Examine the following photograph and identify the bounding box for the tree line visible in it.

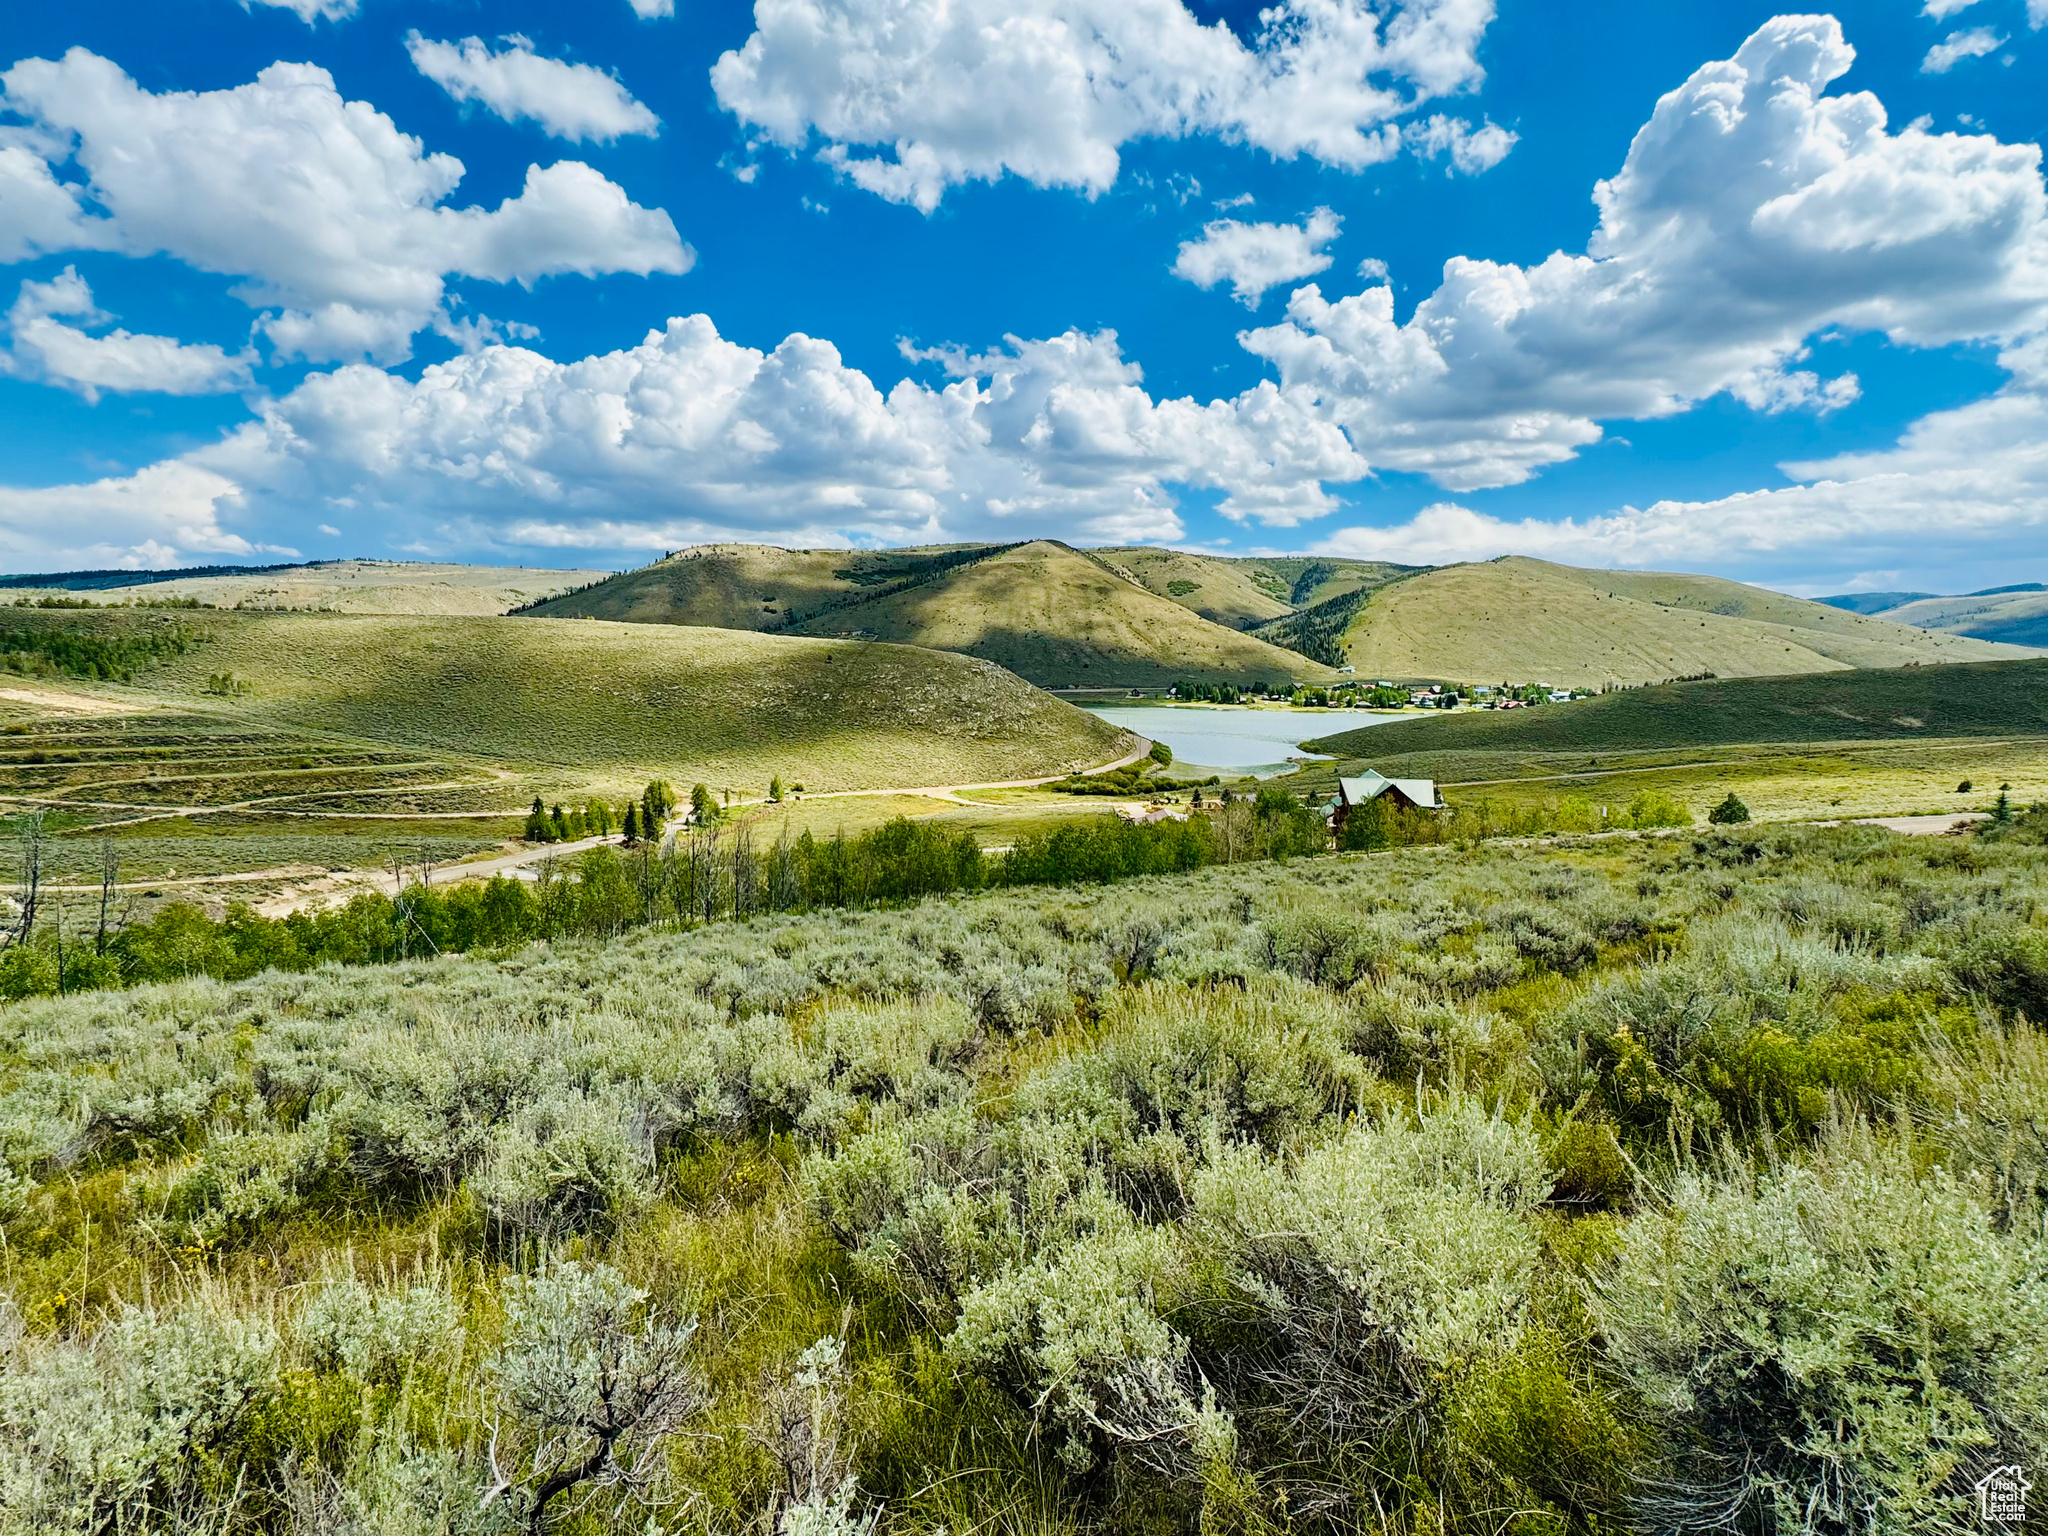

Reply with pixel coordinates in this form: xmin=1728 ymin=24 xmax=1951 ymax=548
xmin=0 ymin=782 xmax=1722 ymax=1001
xmin=0 ymin=795 xmax=1333 ymax=1000
xmin=0 ymin=621 xmax=201 ymax=683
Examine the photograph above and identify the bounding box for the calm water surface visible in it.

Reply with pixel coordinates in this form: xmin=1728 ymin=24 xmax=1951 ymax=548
xmin=1079 ymin=704 xmax=1407 ymax=774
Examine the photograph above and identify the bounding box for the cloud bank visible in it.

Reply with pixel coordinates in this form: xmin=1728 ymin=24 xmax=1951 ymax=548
xmin=711 ymin=0 xmax=1500 ymax=211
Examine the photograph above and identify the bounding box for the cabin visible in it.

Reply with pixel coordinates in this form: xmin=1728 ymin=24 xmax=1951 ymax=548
xmin=1323 ymin=770 xmax=1441 ymax=835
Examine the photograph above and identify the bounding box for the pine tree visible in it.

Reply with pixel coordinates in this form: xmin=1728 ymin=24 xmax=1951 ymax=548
xmin=769 ymin=774 xmax=784 ymax=803
xmin=1995 ymin=783 xmax=2013 ymax=823
xmin=1708 ymin=793 xmax=1751 ymax=825
xmin=623 ymin=803 xmax=640 ymax=843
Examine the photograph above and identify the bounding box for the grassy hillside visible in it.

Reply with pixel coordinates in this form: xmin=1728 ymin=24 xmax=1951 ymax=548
xmin=1333 ymin=557 xmax=2037 ymax=685
xmin=6 ymin=559 xmax=610 ymax=615
xmin=786 ymin=541 xmax=1336 ymax=687
xmin=1242 ymin=554 xmax=1416 ymax=608
xmin=1873 ymin=588 xmax=2048 ymax=647
xmin=0 ymin=608 xmax=1135 ymax=792
xmin=1312 ymin=659 xmax=2048 ymax=759
xmin=1817 ymin=590 xmax=1938 ymax=615
xmin=518 ymin=543 xmax=1000 ymax=631
xmin=531 ymin=541 xmax=1337 ymax=688
xmin=1091 ymin=547 xmax=1295 ymax=628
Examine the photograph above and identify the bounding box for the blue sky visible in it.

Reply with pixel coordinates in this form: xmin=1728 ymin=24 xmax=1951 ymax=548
xmin=0 ymin=0 xmax=2044 ymax=595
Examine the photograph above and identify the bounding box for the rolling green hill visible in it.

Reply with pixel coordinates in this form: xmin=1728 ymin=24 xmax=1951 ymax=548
xmin=1329 ymin=558 xmax=2038 ymax=686
xmin=1310 ymin=659 xmax=2048 ymax=763
xmin=0 ymin=607 xmax=1135 ymax=792
xmin=527 ymin=540 xmax=1338 ymax=688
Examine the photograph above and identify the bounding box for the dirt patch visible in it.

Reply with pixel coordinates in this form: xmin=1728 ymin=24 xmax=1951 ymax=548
xmin=0 ymin=686 xmax=139 ymax=716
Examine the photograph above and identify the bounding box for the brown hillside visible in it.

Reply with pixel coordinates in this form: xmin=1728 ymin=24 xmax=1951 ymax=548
xmin=785 ymin=542 xmax=1336 ymax=687
xmin=527 ymin=541 xmax=1336 ymax=687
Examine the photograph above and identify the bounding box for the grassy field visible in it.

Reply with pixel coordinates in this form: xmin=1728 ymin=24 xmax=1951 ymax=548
xmin=529 ymin=541 xmax=1339 ymax=687
xmin=725 ymin=778 xmax=1230 ymax=850
xmin=3 ymin=821 xmax=2044 ymax=1535
xmin=0 ymin=608 xmax=1136 ymax=898
xmin=3 ymin=559 xmax=610 ymax=615
xmin=1332 ymin=557 xmax=2038 ymax=686
xmin=1311 ymin=659 xmax=2048 ymax=823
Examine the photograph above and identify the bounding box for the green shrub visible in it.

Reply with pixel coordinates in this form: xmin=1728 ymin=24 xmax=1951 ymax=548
xmin=1950 ymin=925 xmax=2048 ymax=1021
xmin=1708 ymin=792 xmax=1751 ymax=825
xmin=1597 ymin=1133 xmax=2048 ymax=1536
xmin=1544 ymin=1119 xmax=1633 ymax=1211
xmin=1617 ymin=790 xmax=1691 ymax=830
xmin=1184 ymin=1099 xmax=1552 ymax=1522
xmin=0 ymin=1301 xmax=280 ymax=1532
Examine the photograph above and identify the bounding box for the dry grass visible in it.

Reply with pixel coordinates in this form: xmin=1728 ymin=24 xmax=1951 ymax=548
xmin=1338 ymin=558 xmax=2038 ymax=686
xmin=532 ymin=541 xmax=1337 ymax=688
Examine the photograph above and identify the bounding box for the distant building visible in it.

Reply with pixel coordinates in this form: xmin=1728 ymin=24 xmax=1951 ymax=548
xmin=1325 ymin=770 xmax=1440 ymax=834
xmin=1549 ymin=689 xmax=1573 ymax=703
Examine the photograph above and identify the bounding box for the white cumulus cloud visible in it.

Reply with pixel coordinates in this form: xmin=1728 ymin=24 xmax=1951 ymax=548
xmin=0 ymin=462 xmax=280 ymax=573
xmin=84 ymin=317 xmax=1359 ymax=559
xmin=0 ymin=50 xmax=689 ymax=364
xmin=627 ymin=0 xmax=675 ymax=16
xmin=1238 ymin=16 xmax=2048 ymax=492
xmin=1404 ymin=114 xmax=1516 ymax=173
xmin=407 ymin=33 xmax=660 ymax=143
xmin=4 ymin=268 xmax=253 ymax=401
xmin=1922 ymin=26 xmax=2005 ymax=71
xmin=1172 ymin=208 xmax=1342 ymax=306
xmin=710 ymin=0 xmax=1497 ymax=212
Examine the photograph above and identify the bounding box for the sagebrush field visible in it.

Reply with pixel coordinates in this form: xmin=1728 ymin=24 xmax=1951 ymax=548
xmin=2 ymin=812 xmax=2044 ymax=1536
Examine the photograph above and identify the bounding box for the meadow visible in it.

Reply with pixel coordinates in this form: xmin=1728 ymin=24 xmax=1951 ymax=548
xmin=0 ymin=809 xmax=2043 ymax=1535
xmin=1316 ymin=660 xmax=2048 ymax=824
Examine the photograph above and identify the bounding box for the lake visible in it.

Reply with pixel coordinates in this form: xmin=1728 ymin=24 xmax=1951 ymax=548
xmin=1080 ymin=704 xmax=1408 ymax=775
